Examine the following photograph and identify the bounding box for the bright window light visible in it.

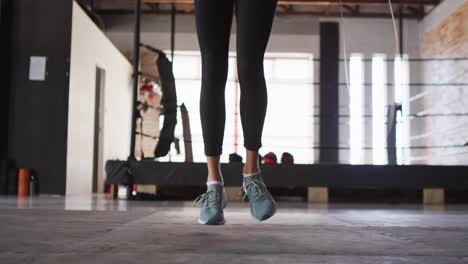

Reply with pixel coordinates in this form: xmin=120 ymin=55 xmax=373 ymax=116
xmin=161 ymin=51 xmax=315 ymax=164
xmin=394 ymin=56 xmax=403 ymax=105
xmin=394 ymin=54 xmax=409 ymax=165
xmin=372 ymin=54 xmax=387 ymax=165
xmin=273 ymin=58 xmax=313 ymax=81
xmin=172 ymin=53 xmax=200 ymax=80
xmin=349 ymin=54 xmax=364 ymax=164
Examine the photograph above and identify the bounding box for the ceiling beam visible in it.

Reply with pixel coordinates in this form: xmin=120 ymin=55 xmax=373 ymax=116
xmin=140 ymin=0 xmax=440 ymax=5
xmin=96 ymin=8 xmax=424 ymax=19
xmin=96 ymin=0 xmax=440 ymax=19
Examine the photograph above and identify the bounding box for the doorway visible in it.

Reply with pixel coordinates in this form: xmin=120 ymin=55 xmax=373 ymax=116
xmin=92 ymin=66 xmax=105 ymax=193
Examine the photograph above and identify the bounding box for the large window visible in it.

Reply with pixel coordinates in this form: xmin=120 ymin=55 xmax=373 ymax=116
xmin=349 ymin=54 xmax=364 ymax=164
xmin=160 ymin=51 xmax=315 ymax=164
xmin=394 ymin=54 xmax=409 ymax=165
xmin=367 ymin=53 xmax=409 ymax=165
xmin=372 ymin=54 xmax=387 ymax=165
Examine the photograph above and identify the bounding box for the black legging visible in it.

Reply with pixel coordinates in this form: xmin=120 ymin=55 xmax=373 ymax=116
xmin=194 ymin=0 xmax=278 ymax=156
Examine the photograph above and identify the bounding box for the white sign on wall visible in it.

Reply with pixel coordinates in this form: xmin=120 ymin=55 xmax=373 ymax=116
xmin=29 ymin=56 xmax=47 ymax=81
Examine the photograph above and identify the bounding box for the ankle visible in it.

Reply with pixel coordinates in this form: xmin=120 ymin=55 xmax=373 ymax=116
xmin=207 ymin=172 xmax=223 ymax=183
xmin=243 ymin=167 xmax=261 ymax=176
xmin=206 ymin=180 xmax=224 ymax=186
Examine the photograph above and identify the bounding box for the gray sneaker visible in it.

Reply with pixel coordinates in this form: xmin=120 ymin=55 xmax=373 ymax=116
xmin=243 ymin=172 xmax=277 ymax=221
xmin=193 ymin=184 xmax=227 ymax=225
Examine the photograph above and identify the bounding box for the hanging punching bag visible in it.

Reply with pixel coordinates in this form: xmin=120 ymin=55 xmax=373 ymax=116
xmin=148 ymin=47 xmax=178 ymax=158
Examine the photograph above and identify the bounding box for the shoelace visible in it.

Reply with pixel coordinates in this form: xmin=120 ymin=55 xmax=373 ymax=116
xmin=242 ymin=180 xmax=267 ymax=206
xmin=193 ymin=189 xmax=219 ymax=208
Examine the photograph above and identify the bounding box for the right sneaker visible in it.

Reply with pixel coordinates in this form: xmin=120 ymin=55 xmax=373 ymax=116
xmin=193 ymin=184 xmax=227 ymax=225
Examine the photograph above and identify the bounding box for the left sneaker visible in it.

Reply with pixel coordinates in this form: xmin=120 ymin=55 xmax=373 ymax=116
xmin=242 ymin=172 xmax=277 ymax=221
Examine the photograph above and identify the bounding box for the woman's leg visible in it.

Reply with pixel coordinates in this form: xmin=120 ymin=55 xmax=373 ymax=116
xmin=193 ymin=0 xmax=234 ymax=225
xmin=235 ymin=0 xmax=277 ymax=174
xmin=194 ymin=0 xmax=234 ymax=181
xmin=206 ymin=156 xmax=222 ymax=182
xmin=235 ymin=0 xmax=278 ymax=222
xmin=243 ymin=149 xmax=260 ymax=175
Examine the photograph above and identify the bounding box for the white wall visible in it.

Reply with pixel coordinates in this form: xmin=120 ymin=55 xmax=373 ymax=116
xmin=103 ymin=14 xmax=319 ymax=54
xmin=67 ymin=1 xmax=133 ymax=195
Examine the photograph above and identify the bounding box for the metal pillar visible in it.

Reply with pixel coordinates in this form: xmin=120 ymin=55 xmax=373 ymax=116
xmin=129 ymin=0 xmax=141 ymax=160
xmin=170 ymin=3 xmax=176 ymax=65
xmin=127 ymin=0 xmax=141 ymax=199
xmin=319 ymin=22 xmax=340 ymax=164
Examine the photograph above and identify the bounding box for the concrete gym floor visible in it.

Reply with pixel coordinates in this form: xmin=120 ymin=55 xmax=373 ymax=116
xmin=0 ymin=195 xmax=468 ymax=264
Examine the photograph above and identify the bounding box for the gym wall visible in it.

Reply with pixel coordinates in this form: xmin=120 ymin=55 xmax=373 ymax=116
xmin=66 ymin=1 xmax=133 ymax=195
xmin=7 ymin=0 xmax=133 ymax=195
xmin=0 ymin=0 xmax=13 ymax=161
xmin=8 ymin=0 xmax=73 ymax=194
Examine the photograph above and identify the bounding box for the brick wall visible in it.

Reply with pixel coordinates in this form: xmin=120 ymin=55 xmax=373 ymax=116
xmin=415 ymin=1 xmax=468 ymax=165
